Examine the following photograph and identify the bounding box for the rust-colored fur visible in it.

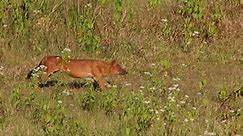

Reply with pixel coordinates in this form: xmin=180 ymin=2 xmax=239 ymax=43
xmin=27 ymin=56 xmax=127 ymax=90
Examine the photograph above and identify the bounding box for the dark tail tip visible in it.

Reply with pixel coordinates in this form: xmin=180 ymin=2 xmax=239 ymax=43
xmin=26 ymin=70 xmax=33 ymax=79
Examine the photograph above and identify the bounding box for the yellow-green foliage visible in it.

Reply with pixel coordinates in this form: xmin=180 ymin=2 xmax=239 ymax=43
xmin=0 ymin=0 xmax=242 ymax=135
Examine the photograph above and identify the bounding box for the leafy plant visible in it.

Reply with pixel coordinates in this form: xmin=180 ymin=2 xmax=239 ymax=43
xmin=199 ymin=79 xmax=207 ymax=91
xmin=114 ymin=0 xmax=123 ymax=22
xmin=101 ymin=91 xmax=117 ymax=114
xmin=148 ymin=0 xmax=162 ymax=8
xmin=81 ymin=89 xmax=96 ymax=111
xmin=0 ymin=91 xmax=7 ymax=129
xmin=217 ymin=87 xmax=228 ymax=101
xmin=180 ymin=0 xmax=204 ymax=19
xmin=10 ymin=85 xmax=22 ymax=109
xmin=41 ymin=102 xmax=66 ymax=135
xmin=60 ymin=48 xmax=71 ymax=63
xmin=121 ymin=93 xmax=154 ymax=134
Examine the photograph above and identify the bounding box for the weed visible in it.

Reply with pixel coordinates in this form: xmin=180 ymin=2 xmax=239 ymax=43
xmin=101 ymin=90 xmax=117 ymax=114
xmin=81 ymin=89 xmax=96 ymax=111
xmin=61 ymin=48 xmax=71 ymax=62
xmin=199 ymin=79 xmax=207 ymax=91
xmin=66 ymin=119 xmax=85 ymax=136
xmin=217 ymin=87 xmax=228 ymax=101
xmin=114 ymin=0 xmax=123 ymax=22
xmin=10 ymin=85 xmax=22 ymax=109
xmin=41 ymin=102 xmax=66 ymax=135
xmin=148 ymin=0 xmax=161 ymax=8
xmin=0 ymin=91 xmax=7 ymax=129
xmin=76 ymin=3 xmax=101 ymax=53
xmin=121 ymin=93 xmax=154 ymax=134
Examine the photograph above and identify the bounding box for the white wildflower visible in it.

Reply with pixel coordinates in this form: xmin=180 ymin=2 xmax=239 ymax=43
xmin=180 ymin=101 xmax=186 ymax=104
xmin=160 ymin=108 xmax=165 ymax=112
xmin=172 ymin=77 xmax=181 ymax=81
xmin=184 ymin=118 xmax=189 ymax=122
xmin=174 ymin=84 xmax=179 ymax=88
xmin=33 ymin=10 xmax=41 ymax=14
xmin=32 ymin=73 xmax=39 ymax=78
xmin=144 ymin=71 xmax=152 ymax=76
xmin=62 ymin=90 xmax=70 ymax=96
xmin=197 ymin=92 xmax=202 ymax=95
xmin=86 ymin=3 xmax=92 ymax=8
xmin=168 ymin=87 xmax=175 ymax=91
xmin=151 ymin=63 xmax=156 ymax=66
xmin=161 ymin=18 xmax=168 ymax=22
xmin=149 ymin=109 xmax=154 ymax=112
xmin=182 ymin=63 xmax=187 ymax=67
xmin=125 ymin=83 xmax=131 ymax=86
xmin=58 ymin=100 xmax=62 ymax=104
xmin=168 ymin=96 xmax=176 ymax=102
xmin=62 ymin=48 xmax=71 ymax=53
xmin=3 ymin=24 xmax=7 ymax=28
xmin=144 ymin=100 xmax=151 ymax=104
xmin=221 ymin=120 xmax=227 ymax=123
xmin=229 ymin=110 xmax=234 ymax=113
xmin=140 ymin=86 xmax=145 ymax=89
xmin=192 ymin=31 xmax=200 ymax=36
xmin=204 ymin=131 xmax=216 ymax=136
xmin=150 ymin=87 xmax=156 ymax=90
xmin=112 ymin=85 xmax=117 ymax=88
xmin=64 ymin=48 xmax=71 ymax=52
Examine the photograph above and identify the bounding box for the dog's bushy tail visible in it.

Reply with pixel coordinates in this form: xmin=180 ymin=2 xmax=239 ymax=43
xmin=26 ymin=64 xmax=45 ymax=79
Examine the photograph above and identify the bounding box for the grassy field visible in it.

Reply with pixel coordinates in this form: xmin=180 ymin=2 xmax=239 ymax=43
xmin=0 ymin=0 xmax=242 ymax=135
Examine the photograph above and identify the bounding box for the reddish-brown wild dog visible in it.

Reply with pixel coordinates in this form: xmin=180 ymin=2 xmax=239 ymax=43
xmin=27 ymin=56 xmax=127 ymax=90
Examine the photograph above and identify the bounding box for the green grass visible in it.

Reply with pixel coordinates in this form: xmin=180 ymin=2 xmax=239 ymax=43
xmin=0 ymin=0 xmax=242 ymax=135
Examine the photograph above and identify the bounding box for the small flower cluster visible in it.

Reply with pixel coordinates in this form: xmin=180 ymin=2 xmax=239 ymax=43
xmin=85 ymin=3 xmax=92 ymax=8
xmin=144 ymin=71 xmax=153 ymax=77
xmin=62 ymin=90 xmax=70 ymax=96
xmin=168 ymin=83 xmax=180 ymax=92
xmin=61 ymin=48 xmax=71 ymax=55
xmin=61 ymin=48 xmax=71 ymax=60
xmin=203 ymin=131 xmax=216 ymax=136
xmin=192 ymin=31 xmax=200 ymax=37
xmin=161 ymin=18 xmax=168 ymax=22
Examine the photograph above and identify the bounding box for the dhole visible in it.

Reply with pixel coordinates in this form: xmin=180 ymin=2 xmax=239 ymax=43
xmin=27 ymin=56 xmax=127 ymax=90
